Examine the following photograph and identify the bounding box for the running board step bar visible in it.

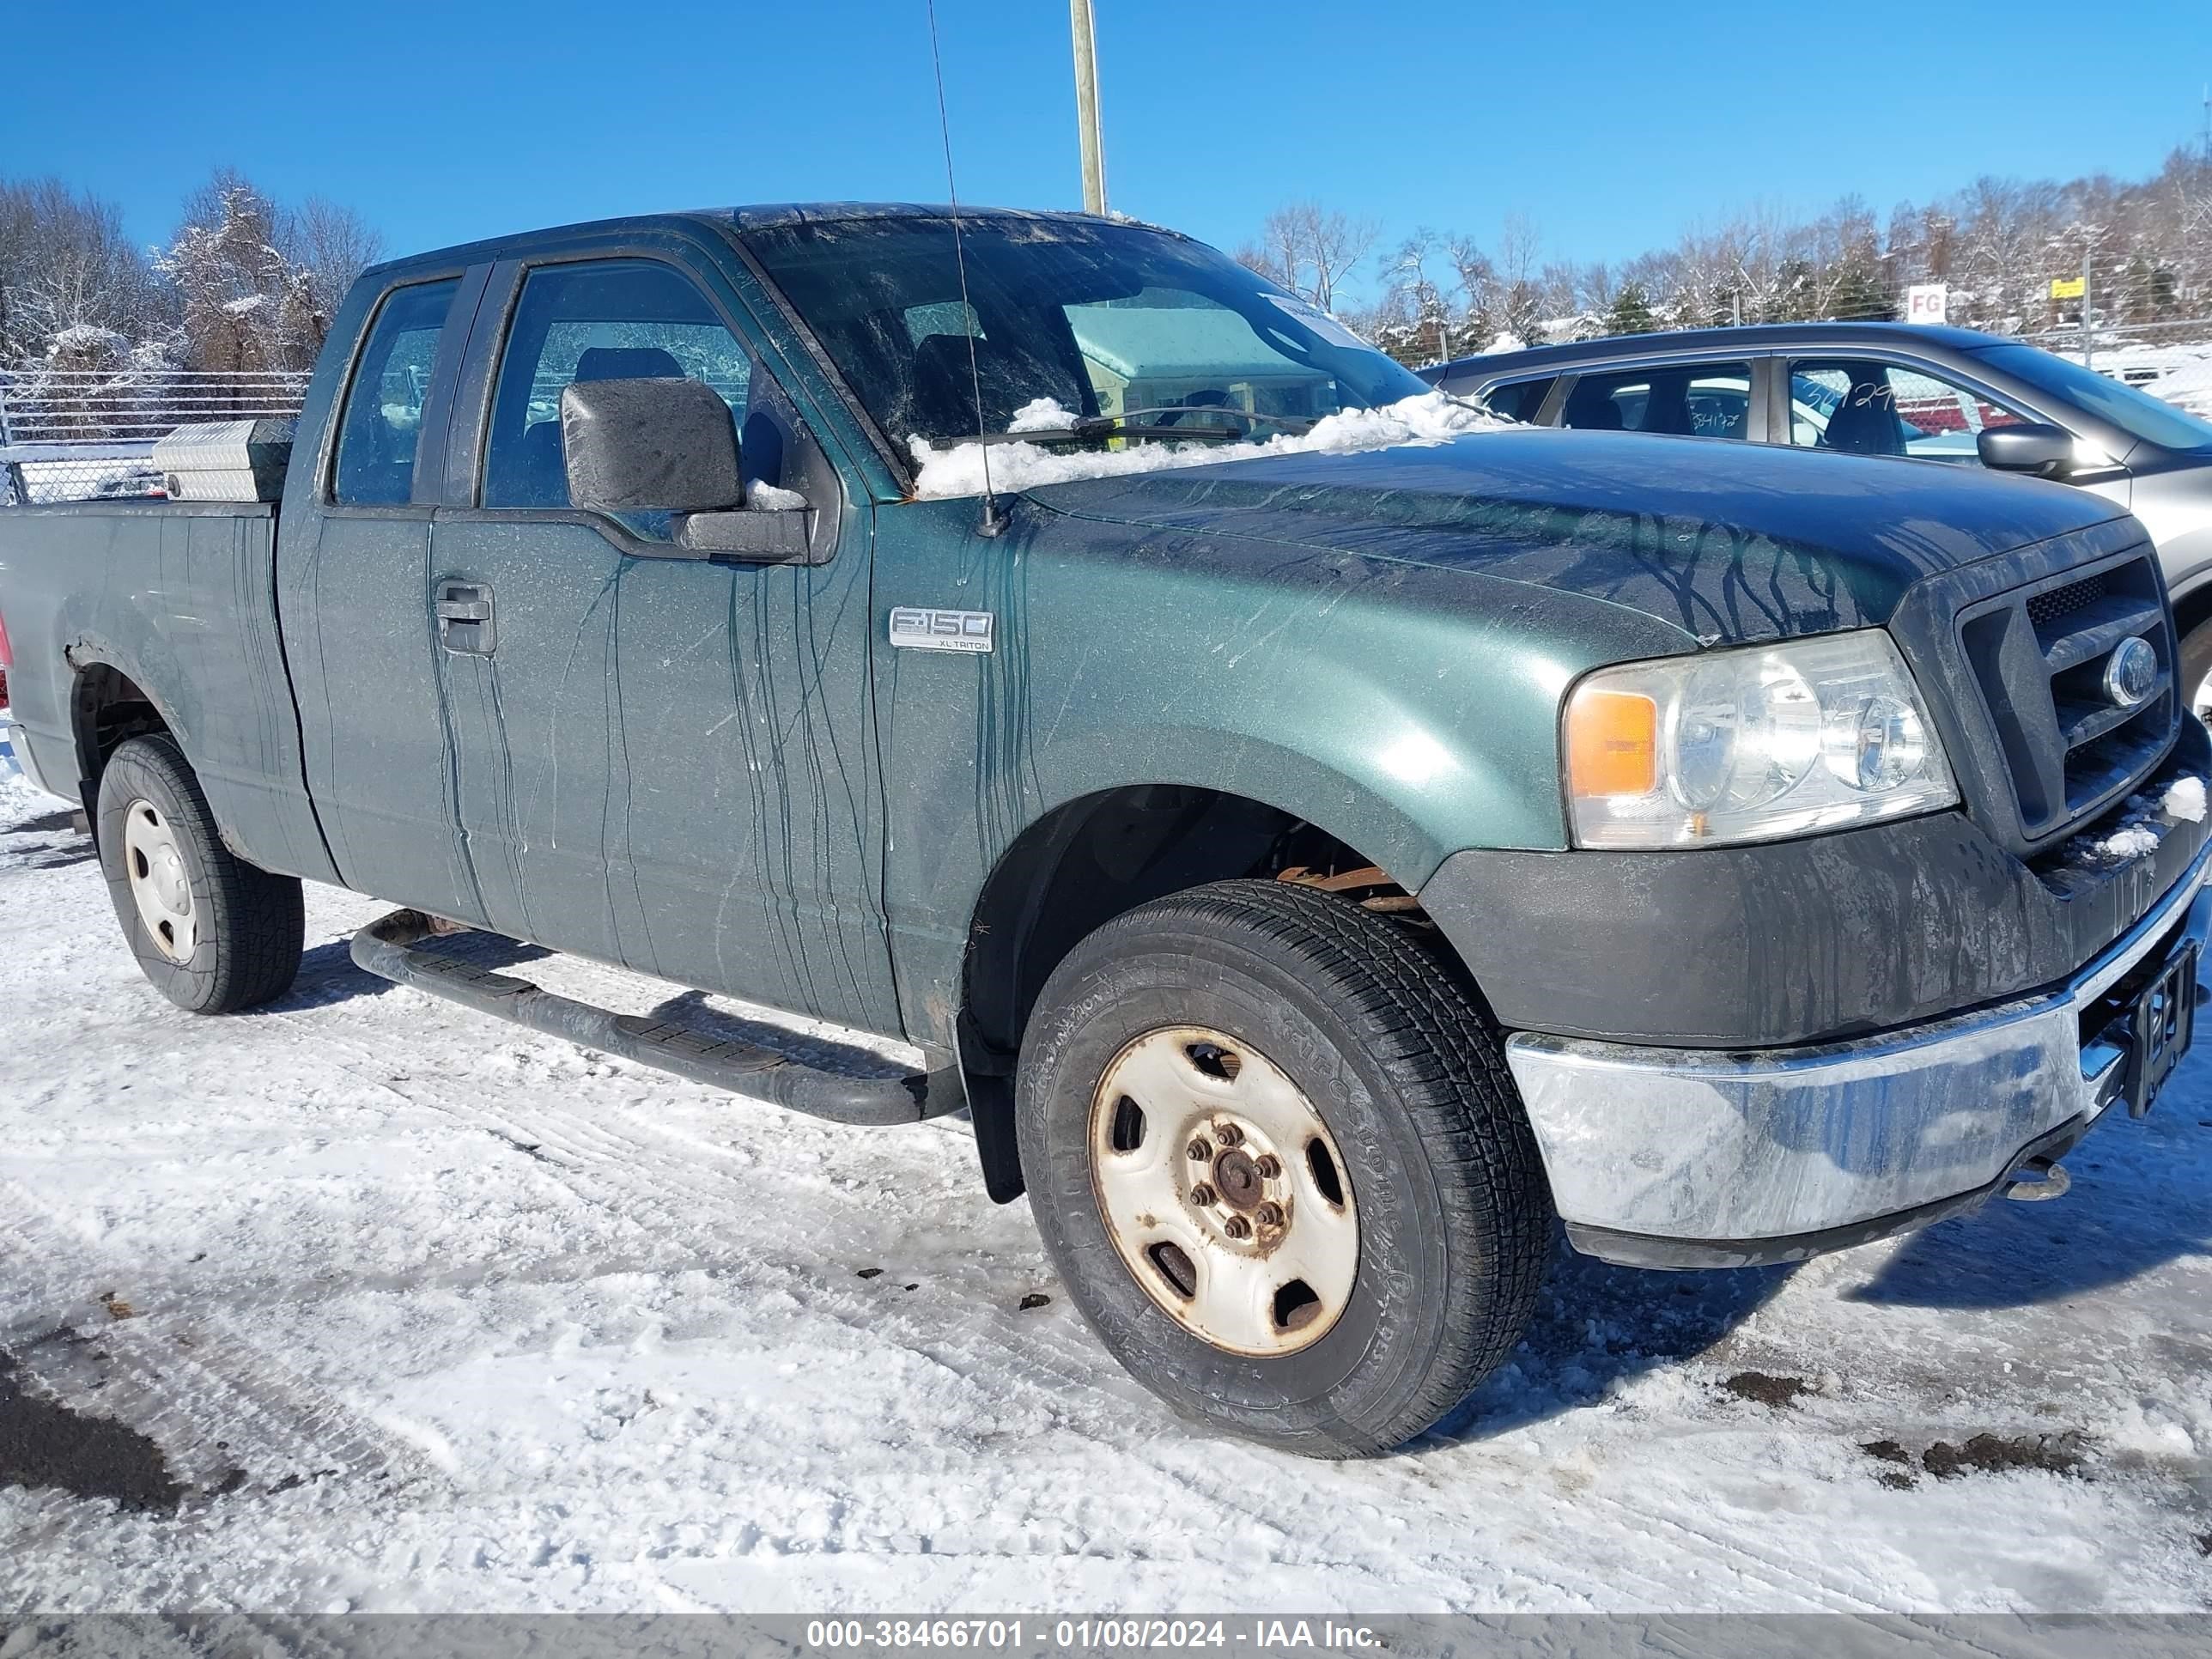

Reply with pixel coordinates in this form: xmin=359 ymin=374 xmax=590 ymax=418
xmin=350 ymin=909 xmax=962 ymax=1127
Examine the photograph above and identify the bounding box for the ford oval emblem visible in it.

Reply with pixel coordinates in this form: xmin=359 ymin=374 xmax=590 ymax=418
xmin=2104 ymin=635 xmax=2159 ymax=708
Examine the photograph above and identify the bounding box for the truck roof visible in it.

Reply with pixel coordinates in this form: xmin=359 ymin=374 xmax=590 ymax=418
xmin=365 ymin=203 xmax=1172 ymax=282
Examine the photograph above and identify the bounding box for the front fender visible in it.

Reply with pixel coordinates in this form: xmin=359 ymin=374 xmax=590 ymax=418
xmin=872 ymin=494 xmax=1694 ymax=1046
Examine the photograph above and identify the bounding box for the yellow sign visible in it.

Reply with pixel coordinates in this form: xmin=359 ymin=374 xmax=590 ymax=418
xmin=2050 ymin=276 xmax=2086 ymax=300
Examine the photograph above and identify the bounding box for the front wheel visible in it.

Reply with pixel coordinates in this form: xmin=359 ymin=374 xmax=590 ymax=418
xmin=1016 ymin=879 xmax=1551 ymax=1456
xmin=96 ymin=734 xmax=304 ymax=1013
xmin=2181 ymin=617 xmax=2212 ymax=722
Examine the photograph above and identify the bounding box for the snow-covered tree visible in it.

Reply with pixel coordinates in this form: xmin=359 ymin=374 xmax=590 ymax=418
xmin=155 ymin=170 xmax=385 ymax=377
xmin=0 ymin=179 xmax=167 ymax=365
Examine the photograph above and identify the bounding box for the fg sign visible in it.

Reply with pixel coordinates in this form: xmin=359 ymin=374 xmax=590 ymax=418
xmin=1905 ymin=284 xmax=1948 ymax=325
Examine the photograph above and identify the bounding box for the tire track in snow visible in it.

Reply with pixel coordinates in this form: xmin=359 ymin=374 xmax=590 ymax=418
xmin=243 ymin=975 xmax=1814 ymax=1609
xmin=244 ymin=988 xmax=1525 ymax=1593
xmin=0 ymin=1181 xmax=445 ymax=1500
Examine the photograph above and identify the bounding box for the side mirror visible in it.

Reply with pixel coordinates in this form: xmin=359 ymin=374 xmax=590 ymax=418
xmin=560 ymin=376 xmax=743 ymax=514
xmin=559 ymin=377 xmax=813 ymax=562
xmin=1978 ymin=422 xmax=2077 ymax=479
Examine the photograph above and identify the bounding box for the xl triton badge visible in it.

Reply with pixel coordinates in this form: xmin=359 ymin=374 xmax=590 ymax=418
xmin=2103 ymin=635 xmax=2158 ymax=708
xmin=889 ymin=607 xmax=995 ymax=653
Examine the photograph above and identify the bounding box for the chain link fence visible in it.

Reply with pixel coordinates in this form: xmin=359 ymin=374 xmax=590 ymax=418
xmin=0 ymin=368 xmax=310 ymax=505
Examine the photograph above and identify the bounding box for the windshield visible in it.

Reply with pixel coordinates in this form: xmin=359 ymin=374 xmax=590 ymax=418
xmin=738 ymin=215 xmax=1428 ymax=460
xmin=1969 ymin=342 xmax=2212 ymax=453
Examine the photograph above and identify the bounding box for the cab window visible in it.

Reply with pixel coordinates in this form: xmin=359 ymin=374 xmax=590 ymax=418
xmin=482 ymin=258 xmax=752 ymax=515
xmin=1559 ymin=362 xmax=1751 ymax=438
xmin=330 ymin=278 xmax=458 ymax=506
xmin=1788 ymin=359 xmax=2027 ymax=464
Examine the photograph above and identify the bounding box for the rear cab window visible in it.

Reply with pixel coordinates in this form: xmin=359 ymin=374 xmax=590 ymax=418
xmin=330 ymin=279 xmax=460 ymax=505
xmin=1559 ymin=362 xmax=1752 ymax=438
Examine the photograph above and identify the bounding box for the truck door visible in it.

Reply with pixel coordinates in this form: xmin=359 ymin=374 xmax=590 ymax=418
xmin=429 ymin=251 xmax=899 ymax=1031
xmin=283 ymin=270 xmax=495 ymax=925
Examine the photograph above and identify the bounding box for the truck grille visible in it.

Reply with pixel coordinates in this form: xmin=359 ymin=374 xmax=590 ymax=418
xmin=1955 ymin=550 xmax=2175 ymax=847
xmin=2024 ymin=571 xmax=2107 ymax=629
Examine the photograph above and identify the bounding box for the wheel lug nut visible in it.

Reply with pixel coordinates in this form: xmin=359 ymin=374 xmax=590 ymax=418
xmin=1214 ymin=1123 xmax=1243 ymax=1147
xmin=1188 ymin=1182 xmax=1218 ymax=1207
xmin=1255 ymin=1154 xmax=1281 ymax=1179
xmin=1255 ymin=1201 xmax=1284 ymax=1227
xmin=1187 ymin=1138 xmax=1212 ymax=1162
xmin=1223 ymin=1215 xmax=1252 ymax=1241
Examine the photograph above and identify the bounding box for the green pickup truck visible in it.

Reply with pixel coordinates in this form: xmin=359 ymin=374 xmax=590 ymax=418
xmin=3 ymin=204 xmax=2206 ymax=1456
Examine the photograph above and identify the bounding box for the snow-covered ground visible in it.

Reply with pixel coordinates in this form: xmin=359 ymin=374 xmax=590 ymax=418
xmin=0 ymin=765 xmax=2208 ymax=1615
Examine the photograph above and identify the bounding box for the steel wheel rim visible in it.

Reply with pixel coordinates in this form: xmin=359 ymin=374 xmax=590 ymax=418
xmin=122 ymin=799 xmax=196 ymax=963
xmin=1088 ymin=1024 xmax=1358 ymax=1358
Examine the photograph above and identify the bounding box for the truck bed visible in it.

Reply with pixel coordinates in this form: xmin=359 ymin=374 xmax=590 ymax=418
xmin=0 ymin=500 xmax=336 ymax=884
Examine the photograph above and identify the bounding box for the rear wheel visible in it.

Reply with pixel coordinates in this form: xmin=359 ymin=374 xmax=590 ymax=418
xmin=96 ymin=735 xmax=303 ymax=1013
xmin=1016 ymin=878 xmax=1550 ymax=1456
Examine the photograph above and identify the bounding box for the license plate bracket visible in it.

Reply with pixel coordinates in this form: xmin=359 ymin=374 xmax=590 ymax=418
xmin=2124 ymin=941 xmax=2199 ymax=1118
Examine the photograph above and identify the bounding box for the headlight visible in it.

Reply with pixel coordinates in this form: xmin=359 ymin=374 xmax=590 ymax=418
xmin=1565 ymin=630 xmax=1957 ymax=848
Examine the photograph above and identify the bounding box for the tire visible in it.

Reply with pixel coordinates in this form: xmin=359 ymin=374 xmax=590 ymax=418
xmin=1016 ymin=878 xmax=1550 ymax=1457
xmin=96 ymin=734 xmax=303 ymax=1013
xmin=2181 ymin=617 xmax=2212 ymax=721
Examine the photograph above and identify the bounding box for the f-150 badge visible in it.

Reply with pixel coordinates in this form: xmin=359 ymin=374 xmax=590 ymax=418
xmin=889 ymin=607 xmax=994 ymax=653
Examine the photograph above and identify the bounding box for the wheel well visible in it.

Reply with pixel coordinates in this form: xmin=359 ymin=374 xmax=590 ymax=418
xmin=2175 ymin=579 xmax=2212 ymax=650
xmin=71 ymin=664 xmax=170 ymax=805
xmin=958 ymin=785 xmax=1423 ymax=1201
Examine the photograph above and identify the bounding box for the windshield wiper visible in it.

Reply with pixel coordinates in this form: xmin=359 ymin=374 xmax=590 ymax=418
xmin=1109 ymin=406 xmax=1317 ymax=434
xmin=956 ymin=407 xmax=1316 ymax=447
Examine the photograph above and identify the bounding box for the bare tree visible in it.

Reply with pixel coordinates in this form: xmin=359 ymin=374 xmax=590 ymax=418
xmin=1237 ymin=201 xmax=1379 ymax=313
xmin=289 ymin=198 xmax=384 ymax=326
xmin=1382 ymin=228 xmax=1459 ymax=362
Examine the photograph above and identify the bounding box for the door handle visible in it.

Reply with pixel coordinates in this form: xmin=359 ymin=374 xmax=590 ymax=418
xmin=435 ymin=580 xmax=495 ymax=653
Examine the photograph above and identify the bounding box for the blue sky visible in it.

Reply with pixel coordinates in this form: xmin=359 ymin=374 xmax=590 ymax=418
xmin=7 ymin=0 xmax=2209 ymax=301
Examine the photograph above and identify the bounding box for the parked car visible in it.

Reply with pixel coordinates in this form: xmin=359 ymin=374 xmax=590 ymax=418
xmin=3 ymin=208 xmax=2208 ymax=1456
xmin=1423 ymin=324 xmax=2212 ymax=707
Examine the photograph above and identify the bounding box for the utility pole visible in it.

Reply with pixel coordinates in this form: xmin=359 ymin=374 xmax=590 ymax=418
xmin=2081 ymin=244 xmax=2094 ymax=373
xmin=1071 ymin=0 xmax=1107 ymax=216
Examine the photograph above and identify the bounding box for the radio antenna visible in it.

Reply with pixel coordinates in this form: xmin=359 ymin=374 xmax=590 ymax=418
xmin=925 ymin=0 xmax=1006 ymax=536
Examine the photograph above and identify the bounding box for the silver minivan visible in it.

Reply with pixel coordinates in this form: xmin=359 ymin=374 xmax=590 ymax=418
xmin=1424 ymin=323 xmax=2212 ymax=706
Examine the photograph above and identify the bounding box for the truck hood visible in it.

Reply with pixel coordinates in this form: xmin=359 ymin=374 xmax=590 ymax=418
xmin=1024 ymin=427 xmax=2132 ymax=645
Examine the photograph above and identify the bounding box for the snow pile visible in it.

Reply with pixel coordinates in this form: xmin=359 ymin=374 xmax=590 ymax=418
xmin=2065 ymin=775 xmax=2208 ymax=863
xmin=2091 ymin=824 xmax=2162 ymax=860
xmin=745 ymin=481 xmax=807 ymax=511
xmin=908 ymin=390 xmax=1507 ymax=500
xmin=2162 ymin=775 xmax=2207 ymax=823
xmin=46 ymin=323 xmax=128 ymax=359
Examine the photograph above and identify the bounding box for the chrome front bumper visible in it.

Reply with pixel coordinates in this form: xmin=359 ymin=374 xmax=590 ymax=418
xmin=1507 ymin=842 xmax=2212 ymax=1267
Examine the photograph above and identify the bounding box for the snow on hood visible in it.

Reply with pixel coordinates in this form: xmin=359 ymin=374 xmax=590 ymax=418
xmin=908 ymin=390 xmax=1507 ymax=500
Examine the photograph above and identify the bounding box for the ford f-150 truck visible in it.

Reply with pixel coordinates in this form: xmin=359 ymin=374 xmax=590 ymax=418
xmin=3 ymin=204 xmax=2206 ymax=1456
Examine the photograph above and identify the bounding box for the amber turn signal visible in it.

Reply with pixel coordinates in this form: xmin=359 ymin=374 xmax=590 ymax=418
xmin=1566 ymin=688 xmax=1658 ymax=799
